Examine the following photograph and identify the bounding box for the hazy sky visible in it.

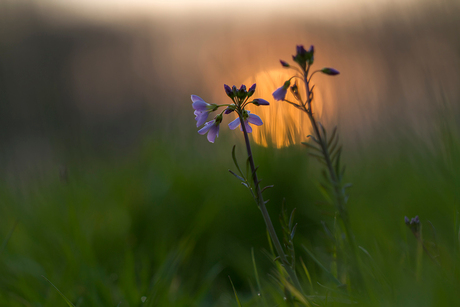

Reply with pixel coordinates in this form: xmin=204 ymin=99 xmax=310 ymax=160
xmin=39 ymin=0 xmax=422 ymax=22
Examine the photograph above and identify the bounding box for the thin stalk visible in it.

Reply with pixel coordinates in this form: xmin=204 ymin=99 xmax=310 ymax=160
xmin=238 ymin=114 xmax=304 ymax=294
xmin=301 ymin=69 xmax=365 ymax=289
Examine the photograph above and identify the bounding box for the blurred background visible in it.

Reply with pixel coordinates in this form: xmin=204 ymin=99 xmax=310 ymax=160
xmin=1 ymin=0 xmax=460 ymax=305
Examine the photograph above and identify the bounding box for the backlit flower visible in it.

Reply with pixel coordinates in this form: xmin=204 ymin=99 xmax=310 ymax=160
xmin=198 ymin=117 xmax=222 ymax=143
xmin=191 ymin=95 xmax=216 ymax=127
xmin=272 ymin=80 xmax=291 ymax=101
xmin=228 ymin=111 xmax=263 ymax=133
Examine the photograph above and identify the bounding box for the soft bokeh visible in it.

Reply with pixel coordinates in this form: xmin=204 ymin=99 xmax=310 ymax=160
xmin=1 ymin=0 xmax=460 ymax=305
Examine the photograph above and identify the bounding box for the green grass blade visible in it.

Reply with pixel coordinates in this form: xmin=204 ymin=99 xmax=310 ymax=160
xmin=302 ymin=245 xmax=342 ymax=286
xmin=42 ymin=276 xmax=76 ymax=307
xmin=229 ymin=276 xmax=243 ymax=307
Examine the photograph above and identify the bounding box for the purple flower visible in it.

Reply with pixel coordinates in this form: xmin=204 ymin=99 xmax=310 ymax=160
xmin=272 ymin=80 xmax=291 ymax=101
xmin=194 ymin=110 xmax=209 ymax=127
xmin=191 ymin=95 xmax=216 ymax=127
xmin=410 ymin=216 xmax=420 ymax=225
xmin=198 ymin=119 xmax=220 ymax=143
xmin=296 ymin=45 xmax=307 ymax=56
xmin=321 ymin=67 xmax=340 ymax=76
xmin=191 ymin=95 xmax=210 ymax=111
xmin=404 ymin=216 xmax=410 ymax=225
xmin=252 ymin=99 xmax=270 ymax=106
xmin=228 ymin=111 xmax=263 ymax=133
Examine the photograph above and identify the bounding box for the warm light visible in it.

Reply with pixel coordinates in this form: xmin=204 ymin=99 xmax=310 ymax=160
xmin=244 ymin=69 xmax=323 ymax=148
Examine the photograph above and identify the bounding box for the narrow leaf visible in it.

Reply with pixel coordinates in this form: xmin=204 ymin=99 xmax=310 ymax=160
xmin=229 ymin=169 xmax=245 ymax=181
xmin=302 ymin=245 xmax=342 ymax=286
xmin=290 ymin=223 xmax=298 ymax=241
xmin=302 ymin=142 xmax=322 ymax=153
xmin=319 ymin=122 xmax=327 ymax=140
xmin=289 ymin=208 xmax=297 ymax=230
xmin=42 ymin=276 xmax=76 ymax=307
xmin=261 ymin=185 xmax=274 ymax=193
xmin=231 ymin=145 xmax=244 ymax=177
xmin=328 ymin=134 xmax=340 ymax=156
xmin=299 ymin=257 xmax=314 ymax=293
xmin=306 ymin=135 xmax=320 ymax=144
xmin=328 ymin=126 xmax=338 ymax=147
xmin=228 ymin=276 xmax=243 ymax=307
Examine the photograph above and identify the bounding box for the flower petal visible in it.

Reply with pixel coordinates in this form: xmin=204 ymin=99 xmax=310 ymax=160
xmin=272 ymin=86 xmax=287 ymax=101
xmin=228 ymin=117 xmax=240 ymax=130
xmin=245 ymin=121 xmax=253 ymax=133
xmin=207 ymin=124 xmax=219 ymax=143
xmin=198 ymin=120 xmax=214 ymax=135
xmin=191 ymin=95 xmax=210 ymax=111
xmin=248 ymin=113 xmax=263 ymax=126
xmin=195 ymin=111 xmax=209 ymax=127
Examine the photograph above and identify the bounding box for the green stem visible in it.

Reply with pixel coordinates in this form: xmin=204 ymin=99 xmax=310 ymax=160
xmin=302 ymin=71 xmax=365 ymax=289
xmin=238 ymin=114 xmax=304 ymax=294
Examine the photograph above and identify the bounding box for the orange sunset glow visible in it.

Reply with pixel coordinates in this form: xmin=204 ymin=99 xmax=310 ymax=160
xmin=244 ymin=69 xmax=323 ymax=148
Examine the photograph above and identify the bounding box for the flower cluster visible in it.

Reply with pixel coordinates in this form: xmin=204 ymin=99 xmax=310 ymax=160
xmin=404 ymin=215 xmax=420 ymax=234
xmin=272 ymin=45 xmax=340 ymax=102
xmin=191 ymin=84 xmax=270 ymax=143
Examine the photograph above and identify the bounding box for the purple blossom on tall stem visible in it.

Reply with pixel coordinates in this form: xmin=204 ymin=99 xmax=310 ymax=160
xmin=191 ymin=82 xmax=267 ymax=143
xmin=228 ymin=111 xmax=263 ymax=133
xmin=198 ymin=117 xmax=221 ymax=143
xmin=191 ymin=95 xmax=217 ymax=127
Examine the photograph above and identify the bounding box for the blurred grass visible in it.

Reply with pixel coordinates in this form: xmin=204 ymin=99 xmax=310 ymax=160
xmin=1 ymin=1 xmax=460 ymax=305
xmin=1 ymin=109 xmax=459 ymax=305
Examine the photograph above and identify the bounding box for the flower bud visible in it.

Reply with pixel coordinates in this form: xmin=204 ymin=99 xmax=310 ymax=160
xmin=237 ymin=84 xmax=247 ymax=99
xmin=280 ymin=60 xmax=290 ymax=67
xmin=290 ymin=83 xmax=301 ymax=101
xmin=224 ymin=106 xmax=235 ymax=114
xmin=307 ymin=45 xmax=314 ymax=64
xmin=224 ymin=84 xmax=234 ymax=98
xmin=293 ymin=45 xmax=308 ymax=69
xmin=232 ymin=85 xmax=238 ymax=96
xmin=252 ymin=99 xmax=270 ymax=106
xmin=215 ymin=113 xmax=223 ymax=124
xmin=321 ymin=67 xmax=340 ymax=76
xmin=247 ymin=83 xmax=256 ymax=98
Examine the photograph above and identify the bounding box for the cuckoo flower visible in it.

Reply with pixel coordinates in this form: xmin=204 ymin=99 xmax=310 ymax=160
xmin=228 ymin=110 xmax=263 ymax=133
xmin=198 ymin=115 xmax=222 ymax=143
xmin=191 ymin=95 xmax=217 ymax=127
xmin=272 ymin=80 xmax=291 ymax=101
